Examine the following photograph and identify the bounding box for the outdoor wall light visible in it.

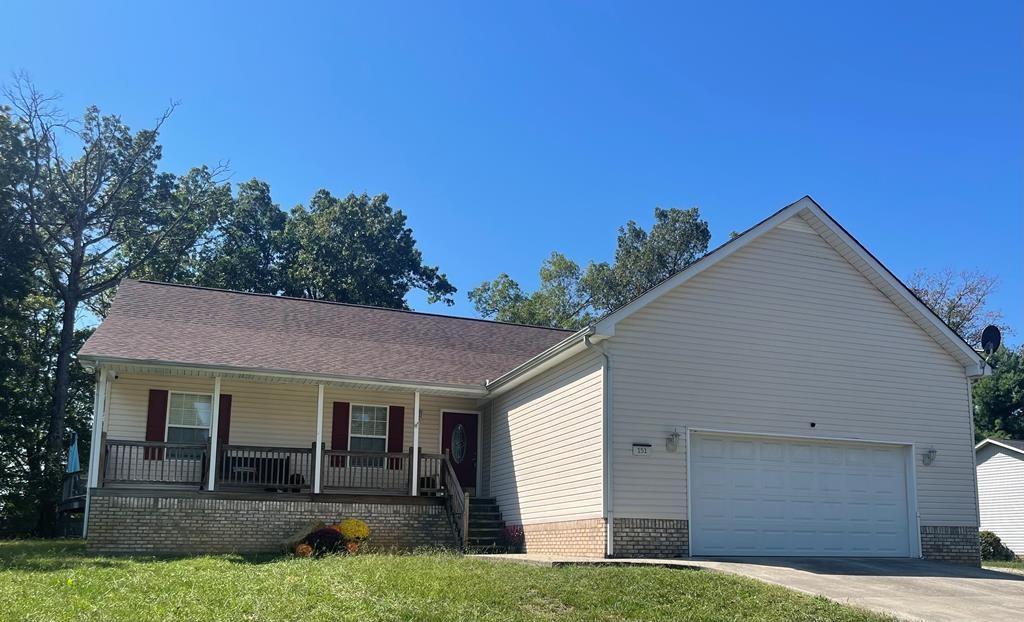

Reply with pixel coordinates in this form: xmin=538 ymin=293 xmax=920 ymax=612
xmin=922 ymin=448 xmax=938 ymax=466
xmin=666 ymin=429 xmax=682 ymax=452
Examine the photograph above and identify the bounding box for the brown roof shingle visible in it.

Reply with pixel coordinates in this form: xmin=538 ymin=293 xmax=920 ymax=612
xmin=78 ymin=280 xmax=573 ymax=387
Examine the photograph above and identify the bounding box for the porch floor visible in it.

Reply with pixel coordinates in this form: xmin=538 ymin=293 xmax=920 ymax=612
xmin=92 ymin=485 xmax=444 ymax=505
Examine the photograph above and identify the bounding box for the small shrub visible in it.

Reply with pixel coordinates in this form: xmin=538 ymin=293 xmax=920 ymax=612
xmin=302 ymin=528 xmax=344 ymax=556
xmin=980 ymin=530 xmax=1016 ymax=561
xmin=282 ymin=520 xmax=328 ymax=552
xmin=502 ymin=525 xmax=525 ymax=553
xmin=336 ymin=518 xmax=370 ymax=542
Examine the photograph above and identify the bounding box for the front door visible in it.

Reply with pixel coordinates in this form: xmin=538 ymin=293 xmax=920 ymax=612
xmin=441 ymin=411 xmax=478 ymax=490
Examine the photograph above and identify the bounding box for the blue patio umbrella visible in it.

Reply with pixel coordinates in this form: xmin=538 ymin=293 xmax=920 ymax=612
xmin=66 ymin=431 xmax=81 ymax=473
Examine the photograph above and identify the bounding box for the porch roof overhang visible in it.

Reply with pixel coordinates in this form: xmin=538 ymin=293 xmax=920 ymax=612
xmin=79 ymin=355 xmax=489 ymax=398
xmin=482 ymin=327 xmax=596 ymax=398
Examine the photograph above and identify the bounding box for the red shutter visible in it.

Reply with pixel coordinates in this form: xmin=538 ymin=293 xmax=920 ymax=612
xmin=387 ymin=405 xmax=405 ymax=470
xmin=144 ymin=389 xmax=169 ymax=460
xmin=331 ymin=402 xmax=350 ymax=467
xmin=217 ymin=394 xmax=232 ymax=446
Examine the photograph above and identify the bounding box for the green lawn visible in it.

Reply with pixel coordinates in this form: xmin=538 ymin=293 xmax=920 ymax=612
xmin=0 ymin=540 xmax=892 ymax=622
xmin=984 ymin=559 xmax=1024 ymax=572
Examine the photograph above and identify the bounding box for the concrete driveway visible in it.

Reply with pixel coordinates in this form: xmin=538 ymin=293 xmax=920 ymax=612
xmin=477 ymin=554 xmax=1024 ymax=621
xmin=660 ymin=557 xmax=1023 ymax=622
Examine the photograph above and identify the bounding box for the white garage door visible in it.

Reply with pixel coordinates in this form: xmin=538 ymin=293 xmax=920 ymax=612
xmin=690 ymin=432 xmax=912 ymax=557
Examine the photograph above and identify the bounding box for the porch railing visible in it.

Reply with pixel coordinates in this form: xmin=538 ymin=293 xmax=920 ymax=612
xmin=416 ymin=452 xmax=445 ymax=496
xmin=98 ymin=437 xmax=470 ymax=534
xmin=321 ymin=447 xmax=413 ymax=492
xmin=216 ymin=444 xmax=314 ymax=491
xmin=61 ymin=471 xmax=87 ymax=501
xmin=441 ymin=452 xmax=469 ymax=549
xmin=101 ymin=439 xmax=208 ymax=486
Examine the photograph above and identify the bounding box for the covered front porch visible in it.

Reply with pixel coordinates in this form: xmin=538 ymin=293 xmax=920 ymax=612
xmin=98 ymin=438 xmax=450 ymax=497
xmin=85 ymin=363 xmax=484 ymax=545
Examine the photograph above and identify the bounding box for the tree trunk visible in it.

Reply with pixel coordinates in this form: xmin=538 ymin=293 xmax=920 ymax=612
xmin=36 ymin=293 xmax=78 ymax=537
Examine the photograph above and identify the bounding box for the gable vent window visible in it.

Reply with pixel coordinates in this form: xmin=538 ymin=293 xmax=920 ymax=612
xmin=349 ymin=404 xmax=388 ymax=467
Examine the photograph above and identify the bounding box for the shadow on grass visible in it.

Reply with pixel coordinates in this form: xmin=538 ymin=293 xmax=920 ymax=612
xmin=0 ymin=539 xmax=290 ymax=571
xmin=0 ymin=540 xmax=465 ymax=572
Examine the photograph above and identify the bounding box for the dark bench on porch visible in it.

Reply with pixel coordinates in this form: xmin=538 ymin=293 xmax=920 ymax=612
xmin=216 ymin=445 xmax=311 ymax=492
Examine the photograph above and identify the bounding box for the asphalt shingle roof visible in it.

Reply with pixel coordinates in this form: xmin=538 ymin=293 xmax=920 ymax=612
xmin=78 ymin=280 xmax=573 ymax=387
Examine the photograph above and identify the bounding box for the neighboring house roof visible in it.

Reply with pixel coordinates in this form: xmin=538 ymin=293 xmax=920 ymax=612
xmin=78 ymin=280 xmax=571 ymax=389
xmin=593 ymin=196 xmax=988 ymax=378
xmin=976 ymin=438 xmax=1024 ymax=457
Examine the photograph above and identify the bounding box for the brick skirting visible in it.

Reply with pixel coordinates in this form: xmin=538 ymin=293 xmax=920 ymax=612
xmin=518 ymin=518 xmax=607 ymax=558
xmin=86 ymin=490 xmax=456 ymax=555
xmin=920 ymin=525 xmax=981 ymax=567
xmin=612 ymin=518 xmax=688 ymax=558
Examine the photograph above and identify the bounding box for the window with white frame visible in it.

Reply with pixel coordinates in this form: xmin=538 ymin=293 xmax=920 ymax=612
xmin=167 ymin=393 xmax=212 ymax=458
xmin=350 ymin=404 xmax=387 ymax=467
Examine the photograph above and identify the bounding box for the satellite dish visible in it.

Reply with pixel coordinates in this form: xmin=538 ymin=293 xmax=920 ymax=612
xmin=981 ymin=325 xmax=1002 ymax=356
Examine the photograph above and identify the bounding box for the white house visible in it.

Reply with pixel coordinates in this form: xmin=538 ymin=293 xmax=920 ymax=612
xmin=78 ymin=196 xmax=987 ymax=564
xmin=975 ymin=438 xmax=1024 ymax=555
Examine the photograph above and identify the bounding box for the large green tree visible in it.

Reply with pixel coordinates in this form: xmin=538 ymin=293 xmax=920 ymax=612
xmin=280 ymin=190 xmax=456 ymax=307
xmin=0 ymin=296 xmax=93 ymax=536
xmin=469 ymin=253 xmax=593 ymax=329
xmin=136 ymin=178 xmax=284 ymax=293
xmin=0 ymin=105 xmax=41 ymax=535
xmin=972 ymin=346 xmax=1024 ymax=441
xmin=470 ymin=207 xmax=710 ymax=328
xmin=197 ymin=179 xmax=287 ymax=293
xmin=4 ymin=78 xmax=230 ymax=534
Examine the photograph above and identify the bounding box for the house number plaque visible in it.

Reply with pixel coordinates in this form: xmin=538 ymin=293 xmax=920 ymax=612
xmin=631 ymin=443 xmax=652 ymax=456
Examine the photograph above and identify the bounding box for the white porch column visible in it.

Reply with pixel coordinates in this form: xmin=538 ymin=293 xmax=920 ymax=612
xmin=86 ymin=368 xmax=109 ymax=488
xmin=84 ymin=368 xmax=110 ymax=537
xmin=411 ymin=390 xmax=421 ymax=496
xmin=206 ymin=376 xmax=222 ymax=491
xmin=314 ymin=384 xmax=324 ymax=494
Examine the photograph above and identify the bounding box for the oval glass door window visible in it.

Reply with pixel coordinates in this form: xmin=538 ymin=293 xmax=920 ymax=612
xmin=451 ymin=424 xmax=467 ymax=464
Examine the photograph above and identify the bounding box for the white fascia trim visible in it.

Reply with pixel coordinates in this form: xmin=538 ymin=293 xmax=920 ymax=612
xmin=483 ymin=327 xmax=594 ymax=398
xmin=78 ymin=355 xmax=488 ymax=397
xmin=974 ymin=438 xmax=1024 ymax=457
xmin=595 ymin=197 xmax=816 ymax=337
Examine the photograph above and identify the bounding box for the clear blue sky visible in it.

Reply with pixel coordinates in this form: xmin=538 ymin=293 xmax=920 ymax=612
xmin=4 ymin=1 xmax=1021 ymax=338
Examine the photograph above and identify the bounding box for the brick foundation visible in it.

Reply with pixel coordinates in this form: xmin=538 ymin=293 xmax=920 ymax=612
xmin=86 ymin=489 xmax=456 ymax=555
xmin=612 ymin=518 xmax=688 ymax=558
xmin=920 ymin=525 xmax=980 ymax=567
xmin=518 ymin=518 xmax=607 ymax=557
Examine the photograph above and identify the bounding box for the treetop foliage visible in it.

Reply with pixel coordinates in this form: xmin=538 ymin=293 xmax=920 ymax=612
xmin=469 ymin=206 xmax=710 ymax=329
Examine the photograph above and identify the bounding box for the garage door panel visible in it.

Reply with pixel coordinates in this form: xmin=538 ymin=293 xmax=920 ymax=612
xmin=760 ymin=442 xmax=786 ymax=461
xmin=691 ymin=433 xmax=911 ymax=557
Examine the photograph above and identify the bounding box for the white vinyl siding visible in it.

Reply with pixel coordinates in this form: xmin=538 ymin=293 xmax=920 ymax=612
xmin=486 ymin=350 xmax=604 ymax=525
xmin=976 ymin=445 xmax=1024 ymax=553
xmin=609 ymin=214 xmax=977 ymax=527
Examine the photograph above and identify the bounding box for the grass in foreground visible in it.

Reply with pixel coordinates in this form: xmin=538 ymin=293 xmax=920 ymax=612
xmin=0 ymin=540 xmax=892 ymax=622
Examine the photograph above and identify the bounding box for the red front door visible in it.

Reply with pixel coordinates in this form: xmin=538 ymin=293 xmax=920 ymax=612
xmin=441 ymin=412 xmax=478 ymax=490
